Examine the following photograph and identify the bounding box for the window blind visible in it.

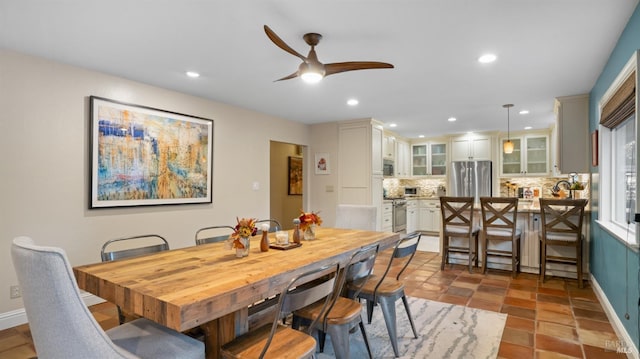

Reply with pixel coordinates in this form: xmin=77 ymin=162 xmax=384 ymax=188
xmin=600 ymin=71 xmax=636 ymax=129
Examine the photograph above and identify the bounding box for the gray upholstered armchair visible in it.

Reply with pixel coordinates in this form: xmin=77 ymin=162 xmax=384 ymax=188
xmin=11 ymin=236 xmax=204 ymax=359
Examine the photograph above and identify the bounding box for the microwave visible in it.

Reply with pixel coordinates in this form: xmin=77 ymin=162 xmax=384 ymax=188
xmin=404 ymin=187 xmax=418 ymax=196
xmin=383 ymin=159 xmax=394 ymax=177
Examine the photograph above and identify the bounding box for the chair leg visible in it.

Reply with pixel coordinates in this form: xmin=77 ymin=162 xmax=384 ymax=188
xmin=326 ymin=323 xmax=351 ymax=359
xmin=358 ymin=319 xmax=373 ymax=359
xmin=318 ymin=330 xmax=327 ymax=353
xmin=482 ymin=235 xmax=489 ymax=274
xmin=511 ymin=238 xmax=517 ymax=279
xmin=441 ymin=236 xmax=448 ymax=270
xmin=366 ymin=299 xmax=375 ymax=324
xmin=467 ymin=235 xmax=474 ymax=273
xmin=378 ymin=296 xmax=400 ymax=357
xmin=577 ymin=240 xmax=583 ymax=288
xmin=474 ymin=234 xmax=479 ymax=268
xmin=401 ymin=295 xmax=418 ymax=339
xmin=539 ymin=240 xmax=546 ymax=283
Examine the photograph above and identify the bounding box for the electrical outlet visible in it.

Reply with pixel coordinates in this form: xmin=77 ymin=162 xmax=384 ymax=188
xmin=10 ymin=285 xmax=21 ymax=299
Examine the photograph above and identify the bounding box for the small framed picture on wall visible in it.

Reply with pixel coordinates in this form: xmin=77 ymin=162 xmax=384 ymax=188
xmin=315 ymin=153 xmax=330 ymax=175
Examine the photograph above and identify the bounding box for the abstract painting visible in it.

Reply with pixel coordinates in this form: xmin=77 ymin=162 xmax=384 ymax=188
xmin=90 ymin=96 xmax=213 ymax=208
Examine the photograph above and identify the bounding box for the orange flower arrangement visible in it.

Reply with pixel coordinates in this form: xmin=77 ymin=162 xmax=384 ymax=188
xmin=228 ymin=217 xmax=257 ymax=249
xmin=299 ymin=210 xmax=322 ymax=231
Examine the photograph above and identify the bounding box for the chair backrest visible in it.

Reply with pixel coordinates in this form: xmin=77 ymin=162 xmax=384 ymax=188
xmin=194 ymin=225 xmax=235 ymax=245
xmin=101 ymin=234 xmax=169 ymax=262
xmin=335 ymin=204 xmax=377 ymax=230
xmin=261 ymin=262 xmax=340 ymax=358
xmin=440 ymin=196 xmax=476 ymax=236
xmin=11 ymin=237 xmax=136 ymax=358
xmin=255 ymin=219 xmax=282 ymax=233
xmin=480 ymin=197 xmax=519 ymax=238
xmin=539 ymin=198 xmax=588 ymax=241
xmin=371 ymin=232 xmax=421 ymax=296
xmin=344 ymin=243 xmax=380 ymax=299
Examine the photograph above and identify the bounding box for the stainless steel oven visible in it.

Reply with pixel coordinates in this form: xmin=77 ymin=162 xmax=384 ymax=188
xmin=392 ymin=199 xmax=407 ymax=233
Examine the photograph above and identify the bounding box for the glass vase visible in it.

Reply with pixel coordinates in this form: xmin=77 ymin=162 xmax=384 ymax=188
xmin=303 ymin=224 xmax=316 ymax=241
xmin=236 ymin=237 xmax=250 ymax=257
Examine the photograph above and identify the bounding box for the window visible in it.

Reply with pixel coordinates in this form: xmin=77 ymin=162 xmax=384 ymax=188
xmin=611 ymin=116 xmax=636 ymax=228
xmin=598 ymin=54 xmax=637 ymax=246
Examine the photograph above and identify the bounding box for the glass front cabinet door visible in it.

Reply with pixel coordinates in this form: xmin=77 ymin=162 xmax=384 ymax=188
xmin=412 ymin=142 xmax=447 ymax=176
xmin=500 ymin=135 xmax=549 ymax=176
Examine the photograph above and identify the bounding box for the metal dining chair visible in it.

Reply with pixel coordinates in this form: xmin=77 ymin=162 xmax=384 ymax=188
xmin=220 ymin=262 xmax=341 ymax=359
xmin=194 ymin=225 xmax=235 ymax=245
xmin=539 ymin=198 xmax=588 ymax=288
xmin=480 ymin=197 xmax=521 ymax=278
xmin=101 ymin=234 xmax=170 ymax=324
xmin=348 ymin=232 xmax=421 ymax=358
xmin=100 ymin=234 xmax=169 ymax=262
xmin=439 ymin=196 xmax=480 ymax=273
xmin=294 ymin=243 xmax=379 ymax=359
xmin=12 ymin=236 xmax=205 ymax=359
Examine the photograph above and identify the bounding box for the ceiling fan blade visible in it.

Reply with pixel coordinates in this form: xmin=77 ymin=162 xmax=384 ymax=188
xmin=324 ymin=61 xmax=394 ymax=76
xmin=264 ymin=25 xmax=307 ymax=61
xmin=275 ymin=71 xmax=299 ymax=82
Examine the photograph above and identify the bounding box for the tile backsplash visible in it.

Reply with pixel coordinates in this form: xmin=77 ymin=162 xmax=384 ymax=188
xmin=383 ymin=173 xmax=590 ymax=200
xmin=383 ymin=178 xmax=446 ymax=198
xmin=499 ymin=173 xmax=590 ymax=199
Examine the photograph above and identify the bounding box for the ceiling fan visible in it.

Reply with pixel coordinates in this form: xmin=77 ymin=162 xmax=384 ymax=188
xmin=264 ymin=25 xmax=394 ymax=83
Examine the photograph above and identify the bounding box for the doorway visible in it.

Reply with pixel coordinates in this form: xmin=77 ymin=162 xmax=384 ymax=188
xmin=270 ymin=141 xmax=304 ymax=229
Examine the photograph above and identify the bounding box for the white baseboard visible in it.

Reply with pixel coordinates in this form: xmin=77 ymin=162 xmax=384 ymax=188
xmin=0 ymin=293 xmax=105 ymax=331
xmin=590 ymin=274 xmax=639 ymax=359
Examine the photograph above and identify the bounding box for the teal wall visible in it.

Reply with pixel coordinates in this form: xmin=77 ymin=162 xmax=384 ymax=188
xmin=589 ymin=3 xmax=640 ymax=350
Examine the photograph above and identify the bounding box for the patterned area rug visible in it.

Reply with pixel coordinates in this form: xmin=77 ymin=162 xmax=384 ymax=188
xmin=317 ymin=296 xmax=506 ymax=359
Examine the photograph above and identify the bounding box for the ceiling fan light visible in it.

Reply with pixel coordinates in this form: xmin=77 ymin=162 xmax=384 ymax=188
xmin=503 ymin=140 xmax=514 ymax=154
xmin=301 ymin=71 xmax=323 ymax=84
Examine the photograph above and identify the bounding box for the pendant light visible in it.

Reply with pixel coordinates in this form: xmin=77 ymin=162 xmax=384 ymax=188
xmin=503 ymin=104 xmax=514 ymax=154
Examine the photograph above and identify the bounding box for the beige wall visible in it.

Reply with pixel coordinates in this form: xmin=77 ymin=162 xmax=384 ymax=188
xmin=0 ymin=50 xmax=311 ymax=314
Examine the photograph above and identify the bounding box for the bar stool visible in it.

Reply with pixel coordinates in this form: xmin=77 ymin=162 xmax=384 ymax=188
xmin=440 ymin=196 xmax=479 ymax=273
xmin=480 ymin=197 xmax=521 ymax=278
xmin=539 ymin=198 xmax=588 ymax=288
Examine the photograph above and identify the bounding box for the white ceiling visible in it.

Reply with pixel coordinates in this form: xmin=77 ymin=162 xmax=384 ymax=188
xmin=1 ymin=0 xmax=637 ymax=139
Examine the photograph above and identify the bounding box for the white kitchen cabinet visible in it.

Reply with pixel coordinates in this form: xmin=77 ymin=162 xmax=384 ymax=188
xmin=381 ymin=200 xmax=393 ymax=232
xmin=418 ymin=199 xmax=441 ymax=234
xmin=450 ymin=133 xmax=492 ymax=161
xmin=500 ymin=133 xmax=550 ymax=176
xmin=553 ymin=94 xmax=589 ymax=174
xmin=338 ymin=119 xmax=384 ymax=230
xmin=406 ymin=200 xmax=418 ymax=233
xmin=411 ymin=142 xmax=447 ymax=176
xmin=395 ymin=139 xmax=411 ymax=177
xmin=383 ymin=134 xmax=396 ymax=160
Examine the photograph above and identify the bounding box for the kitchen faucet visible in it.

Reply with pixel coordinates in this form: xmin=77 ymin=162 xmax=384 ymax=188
xmin=552 ymin=180 xmax=573 ymax=199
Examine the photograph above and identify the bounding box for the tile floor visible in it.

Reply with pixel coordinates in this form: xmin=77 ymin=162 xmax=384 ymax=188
xmin=0 ymin=249 xmax=633 ymax=358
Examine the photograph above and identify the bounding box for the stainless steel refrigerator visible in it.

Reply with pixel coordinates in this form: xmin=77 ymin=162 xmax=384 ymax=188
xmin=449 ymin=160 xmax=492 ymax=203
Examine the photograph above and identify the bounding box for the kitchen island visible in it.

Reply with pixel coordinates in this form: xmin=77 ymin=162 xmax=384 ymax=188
xmin=436 ymin=198 xmax=591 ymax=281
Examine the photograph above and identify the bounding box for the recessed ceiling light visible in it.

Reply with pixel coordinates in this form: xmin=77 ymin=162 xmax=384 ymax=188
xmin=389 ymin=123 xmax=397 ymax=128
xmin=478 ymin=54 xmax=497 ymax=63
xmin=448 ymin=117 xmax=457 ymax=122
xmin=186 ymin=71 xmax=200 ymax=78
xmin=519 ymin=110 xmax=530 ymax=115
xmin=347 ymin=99 xmax=359 ymax=106
xmin=524 ymin=126 xmax=533 ymax=130
xmin=418 ymin=135 xmax=425 ymax=138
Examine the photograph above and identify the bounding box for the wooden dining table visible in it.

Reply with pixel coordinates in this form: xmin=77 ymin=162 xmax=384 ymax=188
xmin=73 ymin=227 xmax=400 ymax=359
